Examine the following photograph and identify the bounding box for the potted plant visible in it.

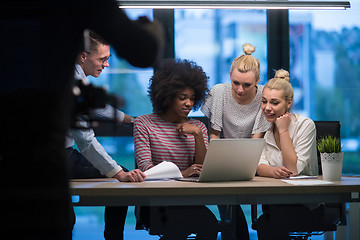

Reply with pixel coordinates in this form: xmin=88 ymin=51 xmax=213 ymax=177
xmin=317 ymin=135 xmax=343 ymax=181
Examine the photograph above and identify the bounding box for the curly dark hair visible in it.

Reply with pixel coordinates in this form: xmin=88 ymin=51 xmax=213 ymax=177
xmin=148 ymin=58 xmax=209 ymax=113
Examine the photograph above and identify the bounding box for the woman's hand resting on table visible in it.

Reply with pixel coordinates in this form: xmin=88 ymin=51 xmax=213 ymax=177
xmin=181 ymin=164 xmax=203 ymax=178
xmin=272 ymin=166 xmax=293 ymax=179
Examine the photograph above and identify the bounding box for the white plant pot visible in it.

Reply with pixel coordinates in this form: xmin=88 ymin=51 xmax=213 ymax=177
xmin=320 ymin=152 xmax=344 ymax=181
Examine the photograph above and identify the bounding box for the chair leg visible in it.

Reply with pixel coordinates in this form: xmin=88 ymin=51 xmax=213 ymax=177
xmin=251 ymin=204 xmax=258 ymax=230
xmin=231 ymin=206 xmax=249 ymax=240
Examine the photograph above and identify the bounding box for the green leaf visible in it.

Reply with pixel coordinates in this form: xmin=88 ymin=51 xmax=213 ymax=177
xmin=317 ymin=135 xmax=342 ymax=153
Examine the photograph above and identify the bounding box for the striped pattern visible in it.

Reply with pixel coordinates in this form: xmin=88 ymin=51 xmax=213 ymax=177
xmin=134 ymin=113 xmax=209 ymax=171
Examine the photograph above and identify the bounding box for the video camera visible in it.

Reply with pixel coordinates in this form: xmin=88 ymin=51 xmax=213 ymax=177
xmin=70 ymin=79 xmax=125 ymax=129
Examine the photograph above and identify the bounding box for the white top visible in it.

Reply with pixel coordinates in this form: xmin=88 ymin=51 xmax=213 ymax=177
xmin=201 ymin=83 xmax=270 ymax=138
xmin=259 ymin=113 xmax=319 ymax=176
xmin=64 ymin=64 xmax=124 ymax=177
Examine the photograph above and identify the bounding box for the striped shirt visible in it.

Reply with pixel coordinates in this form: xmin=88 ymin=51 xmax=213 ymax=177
xmin=134 ymin=113 xmax=209 ymax=171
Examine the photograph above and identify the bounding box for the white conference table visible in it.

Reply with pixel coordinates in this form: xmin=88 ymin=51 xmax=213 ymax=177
xmin=70 ymin=176 xmax=360 ymax=240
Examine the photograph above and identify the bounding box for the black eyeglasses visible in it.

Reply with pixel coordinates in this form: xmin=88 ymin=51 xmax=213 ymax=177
xmin=85 ymin=52 xmax=111 ymax=64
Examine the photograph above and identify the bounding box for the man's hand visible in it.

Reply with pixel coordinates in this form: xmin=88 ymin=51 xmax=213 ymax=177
xmin=113 ymin=169 xmax=146 ymax=182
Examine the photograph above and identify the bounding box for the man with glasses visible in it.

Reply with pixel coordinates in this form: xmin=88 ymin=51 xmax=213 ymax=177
xmin=74 ymin=30 xmax=135 ymax=124
xmin=66 ymin=30 xmax=146 ymax=240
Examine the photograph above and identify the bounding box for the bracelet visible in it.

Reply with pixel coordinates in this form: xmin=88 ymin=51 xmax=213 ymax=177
xmin=130 ymin=116 xmax=135 ymax=124
xmin=279 ymin=129 xmax=289 ymax=135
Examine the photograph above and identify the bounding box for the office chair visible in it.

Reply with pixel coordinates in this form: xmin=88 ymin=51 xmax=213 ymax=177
xmin=135 ymin=204 xmax=237 ymax=239
xmin=135 ymin=206 xmax=196 ymax=240
xmin=250 ymin=121 xmax=346 ymax=240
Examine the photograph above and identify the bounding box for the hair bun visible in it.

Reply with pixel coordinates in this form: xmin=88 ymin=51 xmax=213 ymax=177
xmin=275 ymin=69 xmax=290 ymax=82
xmin=243 ymin=43 xmax=256 ymax=55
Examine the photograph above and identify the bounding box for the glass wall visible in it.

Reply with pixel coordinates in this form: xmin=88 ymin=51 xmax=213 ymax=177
xmin=175 ymin=9 xmax=267 ymax=116
xmin=289 ymin=0 xmax=360 ymax=174
xmin=86 ymin=3 xmax=360 ymax=175
xmin=175 ymin=9 xmax=267 ymax=85
xmin=85 ymin=1 xmax=360 ymax=195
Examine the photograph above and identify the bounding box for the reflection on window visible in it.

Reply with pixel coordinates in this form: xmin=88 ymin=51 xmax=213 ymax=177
xmin=175 ymin=9 xmax=267 ymax=116
xmin=290 ymin=0 xmax=360 ymax=174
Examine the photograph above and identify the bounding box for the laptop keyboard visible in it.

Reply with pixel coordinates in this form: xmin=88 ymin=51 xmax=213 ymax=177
xmin=176 ymin=177 xmax=200 ymax=182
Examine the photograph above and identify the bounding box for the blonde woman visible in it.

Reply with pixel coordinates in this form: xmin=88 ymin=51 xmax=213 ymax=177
xmin=201 ymin=43 xmax=270 ymax=240
xmin=257 ymin=69 xmax=318 ymax=178
xmin=256 ymin=70 xmax=321 ymax=240
xmin=201 ymin=43 xmax=270 ymax=140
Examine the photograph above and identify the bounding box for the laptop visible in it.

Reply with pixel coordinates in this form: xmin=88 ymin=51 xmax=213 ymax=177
xmin=178 ymin=138 xmax=265 ymax=182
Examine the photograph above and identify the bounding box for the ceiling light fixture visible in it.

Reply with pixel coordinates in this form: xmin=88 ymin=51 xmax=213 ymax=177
xmin=116 ymin=0 xmax=351 ymax=10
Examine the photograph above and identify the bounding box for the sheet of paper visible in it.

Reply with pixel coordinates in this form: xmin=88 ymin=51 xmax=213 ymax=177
xmin=143 ymin=179 xmax=177 ymax=182
xmin=144 ymin=161 xmax=183 ymax=180
xmin=282 ymin=179 xmax=334 ymax=185
xmin=288 ymin=175 xmax=318 ymax=180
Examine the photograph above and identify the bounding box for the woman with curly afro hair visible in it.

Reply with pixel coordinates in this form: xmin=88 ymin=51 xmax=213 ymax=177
xmin=134 ymin=58 xmax=217 ymax=240
xmin=148 ymin=58 xmax=209 ymax=115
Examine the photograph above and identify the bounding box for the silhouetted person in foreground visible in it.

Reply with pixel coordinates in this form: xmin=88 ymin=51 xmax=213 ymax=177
xmin=0 ymin=1 xmax=162 ymax=239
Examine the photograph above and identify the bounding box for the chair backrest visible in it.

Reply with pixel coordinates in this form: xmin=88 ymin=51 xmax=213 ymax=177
xmin=314 ymin=121 xmax=341 ymax=175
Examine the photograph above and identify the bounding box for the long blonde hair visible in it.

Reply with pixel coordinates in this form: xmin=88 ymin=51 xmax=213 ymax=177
xmin=230 ymin=43 xmax=260 ymax=80
xmin=265 ymin=69 xmax=293 ymax=102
